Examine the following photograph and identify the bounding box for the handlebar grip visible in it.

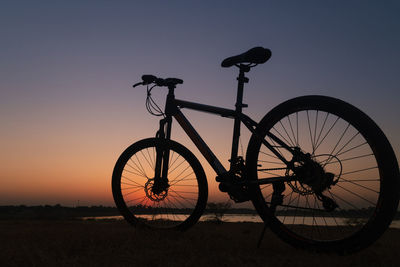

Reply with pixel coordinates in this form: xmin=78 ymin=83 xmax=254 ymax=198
xmin=132 ymin=82 xmax=143 ymax=88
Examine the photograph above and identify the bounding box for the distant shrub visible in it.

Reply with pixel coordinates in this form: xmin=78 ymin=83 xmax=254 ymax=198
xmin=206 ymin=201 xmax=232 ymax=224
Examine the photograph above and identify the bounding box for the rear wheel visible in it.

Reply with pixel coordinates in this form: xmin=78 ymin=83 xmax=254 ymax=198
xmin=112 ymin=138 xmax=208 ymax=230
xmin=246 ymin=95 xmax=399 ymax=253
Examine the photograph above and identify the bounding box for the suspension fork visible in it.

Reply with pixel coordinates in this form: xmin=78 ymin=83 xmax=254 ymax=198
xmin=154 ymin=85 xmax=177 ymax=192
xmin=154 ymin=116 xmax=172 ymax=188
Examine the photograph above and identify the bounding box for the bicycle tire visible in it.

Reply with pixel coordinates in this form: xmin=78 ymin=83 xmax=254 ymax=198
xmin=246 ymin=95 xmax=399 ymax=253
xmin=112 ymin=138 xmax=208 ymax=230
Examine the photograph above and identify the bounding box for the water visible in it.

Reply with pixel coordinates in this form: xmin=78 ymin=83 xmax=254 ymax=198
xmin=81 ymin=214 xmax=400 ymax=229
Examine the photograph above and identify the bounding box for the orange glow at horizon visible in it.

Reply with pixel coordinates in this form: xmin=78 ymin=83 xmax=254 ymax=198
xmin=1 ymin=1 xmax=399 ymax=209
xmin=0 ymin=107 xmax=239 ymax=206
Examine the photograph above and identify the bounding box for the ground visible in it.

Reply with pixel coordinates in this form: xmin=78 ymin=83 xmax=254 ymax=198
xmin=0 ymin=220 xmax=399 ymax=267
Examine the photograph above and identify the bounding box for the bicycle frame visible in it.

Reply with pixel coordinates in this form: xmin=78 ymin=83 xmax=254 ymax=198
xmin=156 ymin=65 xmax=295 ymax=186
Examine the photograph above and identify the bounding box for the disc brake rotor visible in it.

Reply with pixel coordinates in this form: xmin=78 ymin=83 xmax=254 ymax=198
xmin=144 ymin=179 xmax=168 ymax=202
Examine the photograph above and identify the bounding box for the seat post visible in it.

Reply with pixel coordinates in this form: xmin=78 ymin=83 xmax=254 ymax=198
xmin=230 ymin=65 xmax=250 ymax=169
xmin=236 ymin=65 xmax=250 ymax=107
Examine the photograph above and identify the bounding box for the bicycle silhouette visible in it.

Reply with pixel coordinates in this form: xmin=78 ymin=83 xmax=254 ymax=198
xmin=112 ymin=47 xmax=399 ymax=253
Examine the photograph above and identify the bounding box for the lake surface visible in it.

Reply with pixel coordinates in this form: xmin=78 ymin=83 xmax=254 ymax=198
xmin=82 ymin=214 xmax=400 ymax=229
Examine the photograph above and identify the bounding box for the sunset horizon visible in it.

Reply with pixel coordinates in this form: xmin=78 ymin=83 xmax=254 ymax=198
xmin=1 ymin=1 xmax=399 ymax=209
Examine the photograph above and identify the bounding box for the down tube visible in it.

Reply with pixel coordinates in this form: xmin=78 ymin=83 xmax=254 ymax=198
xmin=173 ymin=109 xmax=227 ymax=176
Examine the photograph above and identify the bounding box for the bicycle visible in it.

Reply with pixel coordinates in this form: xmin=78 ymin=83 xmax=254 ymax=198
xmin=112 ymin=47 xmax=399 ymax=253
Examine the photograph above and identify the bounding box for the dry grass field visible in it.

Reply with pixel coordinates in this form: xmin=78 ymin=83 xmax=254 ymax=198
xmin=0 ymin=220 xmax=399 ymax=267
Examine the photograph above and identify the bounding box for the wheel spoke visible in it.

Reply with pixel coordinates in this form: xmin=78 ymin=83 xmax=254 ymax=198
xmin=314 ymin=112 xmax=329 ymax=151
xmin=287 ymin=114 xmax=298 ymax=147
xmin=341 ymin=166 xmax=378 ymax=176
xmin=306 ymin=110 xmax=316 ymax=153
xmin=314 ymin=116 xmax=340 ymax=152
xmin=338 ymin=177 xmax=379 ymax=194
xmin=279 ymin=120 xmax=296 ymax=147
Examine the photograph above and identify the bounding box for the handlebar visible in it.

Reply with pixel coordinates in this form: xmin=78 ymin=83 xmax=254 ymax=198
xmin=132 ymin=82 xmax=143 ymax=88
xmin=132 ymin=75 xmax=183 ymax=88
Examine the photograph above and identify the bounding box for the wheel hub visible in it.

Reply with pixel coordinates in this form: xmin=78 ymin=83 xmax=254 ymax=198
xmin=144 ymin=179 xmax=168 ymax=202
xmin=288 ymin=153 xmax=339 ymax=195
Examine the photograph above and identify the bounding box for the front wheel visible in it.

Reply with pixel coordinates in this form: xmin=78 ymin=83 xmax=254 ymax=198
xmin=246 ymin=95 xmax=399 ymax=253
xmin=112 ymin=138 xmax=208 ymax=230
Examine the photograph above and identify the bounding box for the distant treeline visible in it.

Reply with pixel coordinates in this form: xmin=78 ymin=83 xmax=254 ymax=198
xmin=0 ymin=205 xmax=120 ymax=220
xmin=0 ymin=205 xmax=255 ymax=220
xmin=0 ymin=205 xmax=399 ymax=220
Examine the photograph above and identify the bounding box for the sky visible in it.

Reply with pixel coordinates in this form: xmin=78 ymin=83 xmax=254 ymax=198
xmin=1 ymin=1 xmax=399 ymax=207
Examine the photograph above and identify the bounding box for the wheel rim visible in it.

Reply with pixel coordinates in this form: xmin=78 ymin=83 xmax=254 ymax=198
xmin=256 ymin=109 xmax=381 ymax=242
xmin=118 ymin=144 xmax=201 ymax=229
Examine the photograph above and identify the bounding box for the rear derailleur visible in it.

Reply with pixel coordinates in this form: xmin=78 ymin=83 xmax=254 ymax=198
xmin=316 ymin=193 xmax=338 ymax=212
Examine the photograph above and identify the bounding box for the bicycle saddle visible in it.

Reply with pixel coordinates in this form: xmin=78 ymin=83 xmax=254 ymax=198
xmin=221 ymin=47 xmax=271 ymax=68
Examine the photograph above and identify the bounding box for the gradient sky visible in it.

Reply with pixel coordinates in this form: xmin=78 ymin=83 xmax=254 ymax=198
xmin=1 ymin=1 xmax=399 ymax=207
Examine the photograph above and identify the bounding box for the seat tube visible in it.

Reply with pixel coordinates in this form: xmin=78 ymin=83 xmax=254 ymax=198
xmin=230 ymin=66 xmax=249 ymax=168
